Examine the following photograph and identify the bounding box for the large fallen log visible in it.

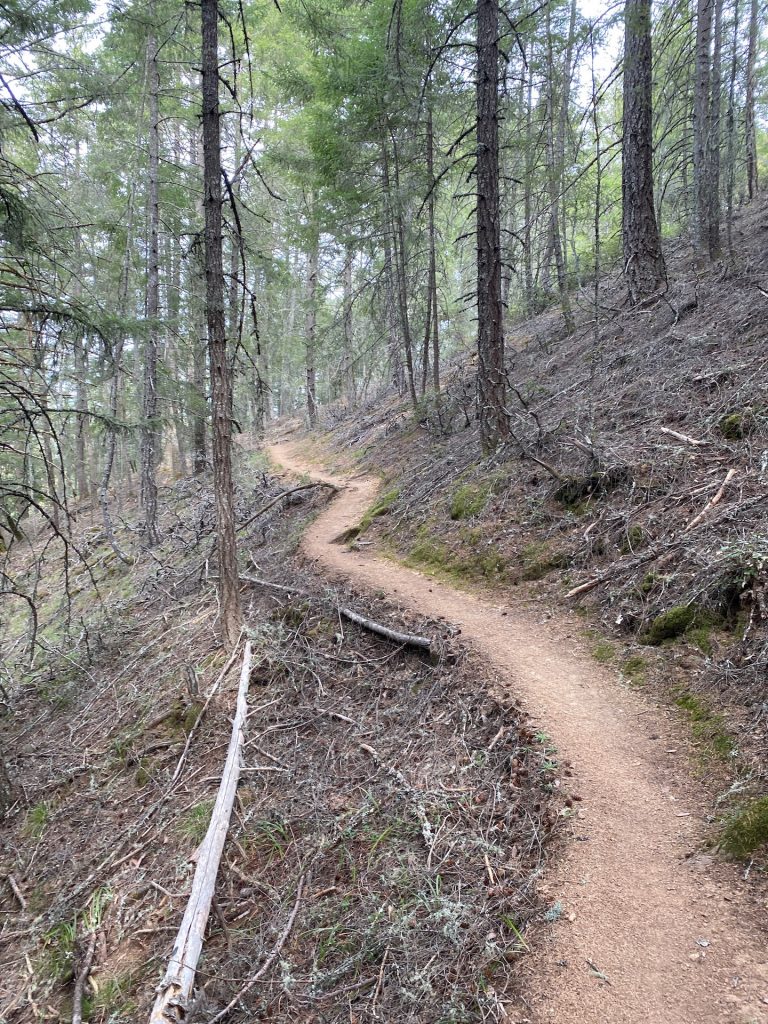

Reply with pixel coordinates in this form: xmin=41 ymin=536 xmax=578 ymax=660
xmin=148 ymin=641 xmax=253 ymax=1024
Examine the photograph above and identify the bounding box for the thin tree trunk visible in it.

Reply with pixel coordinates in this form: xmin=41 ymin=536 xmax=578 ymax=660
xmin=545 ymin=2 xmax=574 ymax=333
xmin=745 ymin=0 xmax=759 ymax=199
xmin=342 ymin=246 xmax=355 ymax=406
xmin=523 ymin=56 xmax=535 ymax=313
xmin=141 ymin=15 xmax=160 ymax=545
xmin=73 ymin=331 xmax=88 ymax=500
xmin=622 ymin=0 xmax=667 ymax=302
xmin=305 ymin=230 xmax=319 ymax=428
xmin=381 ymin=152 xmax=404 ymax=394
xmin=476 ymin=0 xmax=508 ymax=453
xmin=192 ymin=130 xmax=207 ymax=474
xmin=202 ymin=0 xmax=242 ymax=646
xmin=387 ymin=131 xmax=418 ymax=408
xmin=425 ymin=102 xmax=440 ymax=393
xmin=693 ymin=0 xmax=714 ymax=260
xmin=725 ymin=0 xmax=740 ymax=255
xmin=707 ymin=0 xmax=723 ymax=257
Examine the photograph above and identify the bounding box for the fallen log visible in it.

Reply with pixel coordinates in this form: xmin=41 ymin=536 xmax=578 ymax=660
xmin=237 ymin=482 xmax=338 ymax=534
xmin=148 ymin=642 xmax=253 ymax=1024
xmin=338 ymin=606 xmax=432 ymax=653
xmin=565 ymin=577 xmax=602 ymax=599
xmin=240 ymin=575 xmax=433 ymax=654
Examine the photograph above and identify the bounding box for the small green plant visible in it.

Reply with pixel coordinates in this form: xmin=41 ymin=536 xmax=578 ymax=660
xmin=39 ymin=918 xmax=78 ymax=983
xmin=450 ymin=483 xmax=489 ymax=520
xmin=675 ymin=691 xmax=734 ymax=760
xmin=92 ymin=973 xmax=137 ymax=1019
xmin=180 ymin=801 xmax=214 ymax=844
xmin=248 ymin=817 xmax=290 ymax=861
xmin=718 ymin=409 xmax=756 ymax=440
xmin=592 ymin=641 xmax=615 ymax=663
xmin=23 ymin=801 xmax=50 ymax=839
xmin=520 ymin=542 xmax=567 ymax=581
xmin=622 ymin=655 xmax=647 ymax=685
xmin=718 ymin=796 xmax=768 ymax=859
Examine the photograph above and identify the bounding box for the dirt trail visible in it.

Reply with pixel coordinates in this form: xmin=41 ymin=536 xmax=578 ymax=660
xmin=269 ymin=440 xmax=767 ymax=1024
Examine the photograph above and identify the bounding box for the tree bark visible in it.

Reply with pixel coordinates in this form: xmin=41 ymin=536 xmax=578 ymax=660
xmin=425 ymin=102 xmax=440 ymax=393
xmin=693 ymin=0 xmax=714 ymax=260
xmin=622 ymin=0 xmax=667 ymax=303
xmin=141 ymin=15 xmax=160 ymax=546
xmin=305 ymin=228 xmax=319 ymax=428
xmin=342 ymin=246 xmax=355 ymax=406
xmin=707 ymin=0 xmax=723 ymax=257
xmin=745 ymin=0 xmax=759 ymax=199
xmin=201 ymin=0 xmax=242 ymax=646
xmin=476 ymin=0 xmax=508 ymax=453
xmin=725 ymin=0 xmax=740 ymax=255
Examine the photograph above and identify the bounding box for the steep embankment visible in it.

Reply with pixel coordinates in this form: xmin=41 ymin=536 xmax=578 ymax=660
xmin=270 ymin=439 xmax=768 ymax=1024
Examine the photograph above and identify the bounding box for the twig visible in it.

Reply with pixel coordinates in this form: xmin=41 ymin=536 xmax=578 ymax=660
xmin=684 ymin=468 xmax=737 ymax=531
xmin=659 ymin=426 xmax=706 ymax=446
xmin=207 ymin=874 xmax=306 ymax=1023
xmin=5 ymin=874 xmax=27 ymax=910
xmin=565 ymin=577 xmax=602 ymax=599
xmin=72 ymin=931 xmax=97 ymax=1024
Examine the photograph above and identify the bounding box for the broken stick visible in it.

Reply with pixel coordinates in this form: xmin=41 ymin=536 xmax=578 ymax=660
xmin=684 ymin=468 xmax=737 ymax=532
xmin=148 ymin=642 xmax=253 ymax=1024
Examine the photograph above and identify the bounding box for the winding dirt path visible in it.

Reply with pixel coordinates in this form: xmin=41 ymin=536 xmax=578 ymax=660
xmin=269 ymin=439 xmax=767 ymax=1024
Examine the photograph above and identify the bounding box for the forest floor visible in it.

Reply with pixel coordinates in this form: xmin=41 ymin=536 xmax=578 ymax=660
xmin=268 ymin=437 xmax=768 ymax=1023
xmin=0 ymin=444 xmax=566 ymax=1023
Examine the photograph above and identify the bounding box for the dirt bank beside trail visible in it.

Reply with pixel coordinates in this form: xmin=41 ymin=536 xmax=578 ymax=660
xmin=269 ymin=438 xmax=768 ymax=1024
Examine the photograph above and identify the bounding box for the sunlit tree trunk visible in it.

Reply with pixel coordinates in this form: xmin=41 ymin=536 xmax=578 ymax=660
xmin=305 ymin=227 xmax=319 ymax=428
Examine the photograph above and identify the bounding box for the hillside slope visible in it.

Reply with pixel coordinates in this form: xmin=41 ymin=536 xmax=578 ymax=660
xmin=303 ymin=196 xmax=768 ymax=848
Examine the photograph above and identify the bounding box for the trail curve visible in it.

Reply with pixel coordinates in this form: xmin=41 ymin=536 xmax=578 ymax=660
xmin=269 ymin=438 xmax=767 ymax=1024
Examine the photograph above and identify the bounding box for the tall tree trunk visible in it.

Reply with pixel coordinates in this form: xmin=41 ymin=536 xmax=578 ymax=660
xmin=523 ymin=56 xmax=535 ymax=313
xmin=73 ymin=330 xmax=89 ymax=500
xmin=424 ymin=102 xmax=440 ymax=393
xmin=622 ymin=0 xmax=667 ymax=302
xmin=745 ymin=0 xmax=759 ymax=199
xmin=476 ymin=0 xmax=508 ymax=453
xmin=141 ymin=16 xmax=160 ymax=546
xmin=545 ymin=2 xmax=574 ymax=333
xmin=725 ymin=0 xmax=740 ymax=255
xmin=387 ymin=131 xmax=418 ymax=408
xmin=191 ymin=130 xmax=207 ymax=474
xmin=342 ymin=246 xmax=356 ymax=406
xmin=707 ymin=0 xmax=723 ymax=257
xmin=305 ymin=229 xmax=319 ymax=428
xmin=693 ymin=0 xmax=714 ymax=260
xmin=381 ymin=145 xmax=405 ymax=395
xmin=99 ymin=185 xmax=135 ymax=565
xmin=201 ymin=0 xmax=242 ymax=646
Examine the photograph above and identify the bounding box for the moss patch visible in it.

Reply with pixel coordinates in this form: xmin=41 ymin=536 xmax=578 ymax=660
xmin=343 ymin=489 xmax=399 ymax=542
xmin=644 ymin=605 xmax=697 ymax=645
xmin=520 ymin=542 xmax=568 ymax=581
xmin=675 ymin=691 xmax=734 ymax=761
xmin=591 ymin=641 xmax=615 ymax=663
xmin=450 ymin=483 xmax=490 ymax=520
xmin=622 ymin=655 xmax=647 ymax=685
xmin=718 ymin=409 xmax=756 ymax=440
xmin=718 ymin=796 xmax=768 ymax=859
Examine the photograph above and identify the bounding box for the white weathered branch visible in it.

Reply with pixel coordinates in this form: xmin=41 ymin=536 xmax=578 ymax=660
xmin=149 ymin=641 xmax=253 ymax=1024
